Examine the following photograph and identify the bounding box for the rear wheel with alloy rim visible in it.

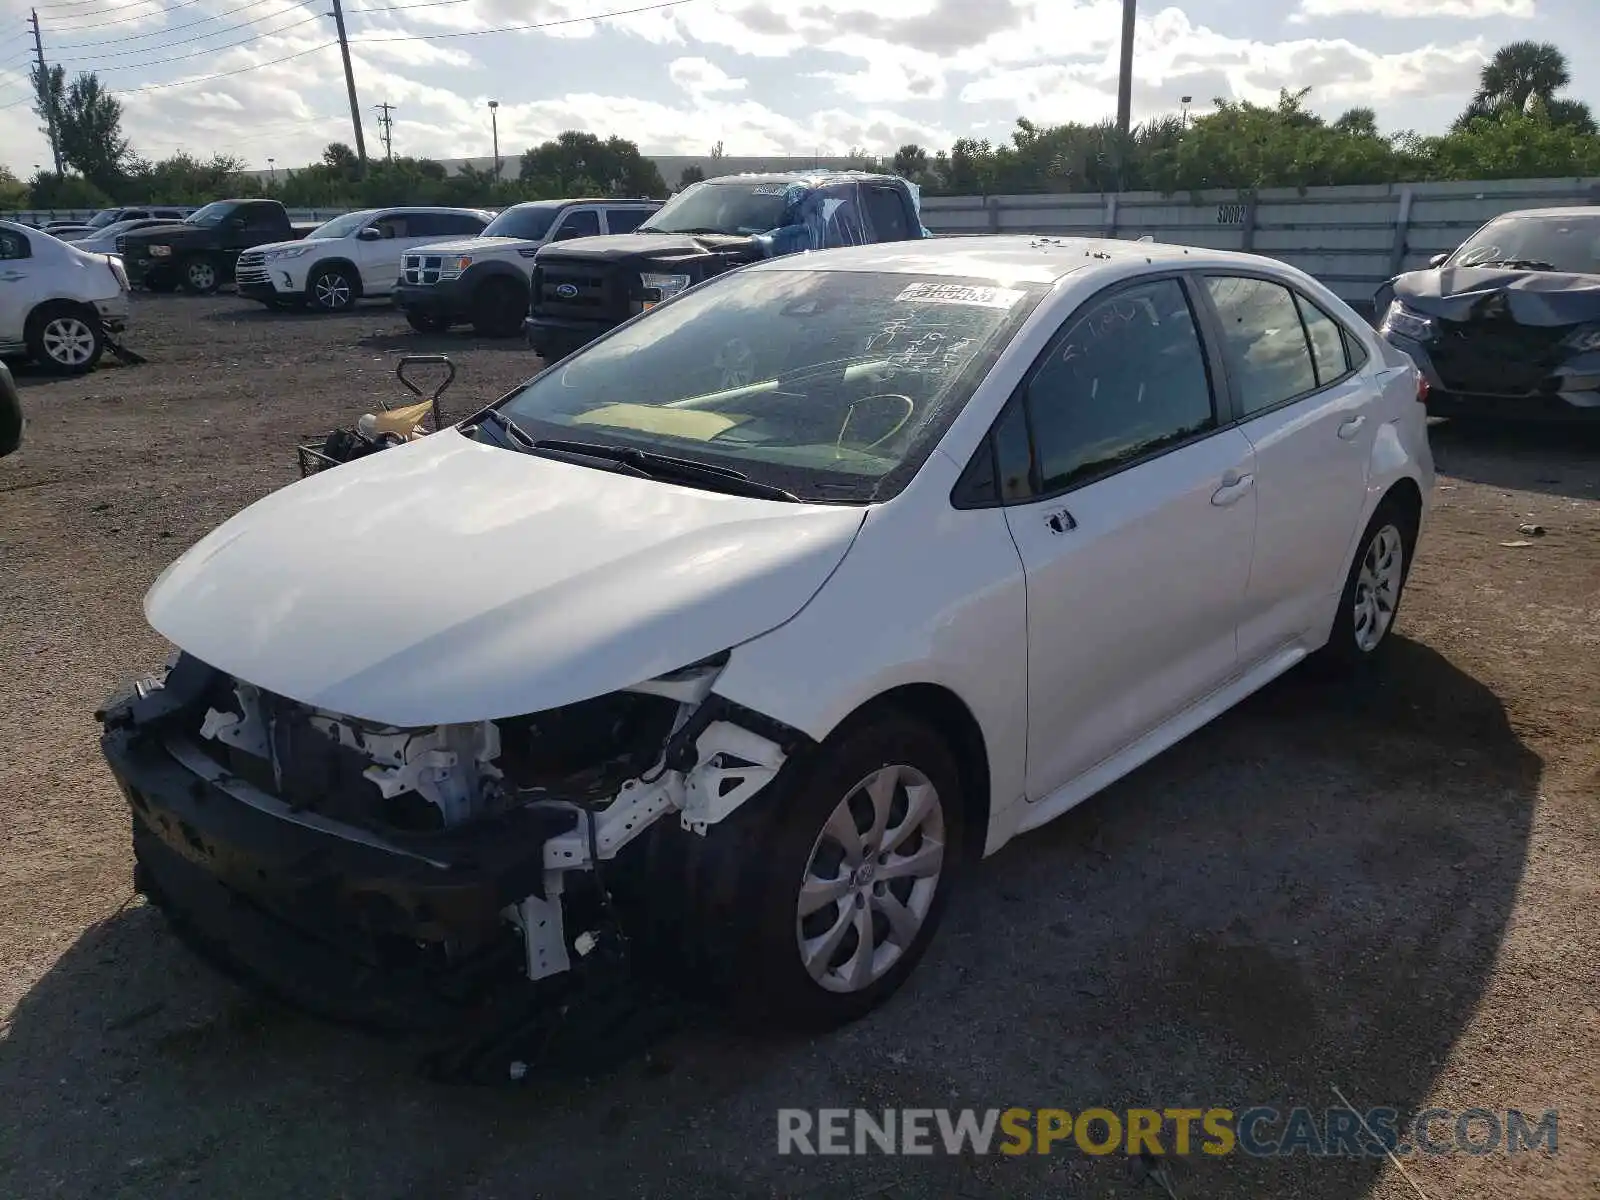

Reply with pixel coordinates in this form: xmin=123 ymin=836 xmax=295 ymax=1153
xmin=1317 ymin=493 xmax=1418 ymax=673
xmin=26 ymin=304 xmax=104 ymax=374
xmin=309 ymin=266 xmax=357 ymax=312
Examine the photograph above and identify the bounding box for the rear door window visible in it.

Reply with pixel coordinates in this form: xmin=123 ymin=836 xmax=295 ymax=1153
xmin=863 ymin=185 xmax=913 ymax=241
xmin=1203 ymin=276 xmax=1319 ymax=416
xmin=1294 ymin=293 xmax=1351 ymax=386
xmin=0 ymin=230 xmax=30 ymax=260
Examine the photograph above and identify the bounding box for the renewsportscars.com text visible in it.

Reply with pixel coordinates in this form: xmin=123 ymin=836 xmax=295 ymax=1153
xmin=776 ymin=1107 xmax=1559 ymax=1158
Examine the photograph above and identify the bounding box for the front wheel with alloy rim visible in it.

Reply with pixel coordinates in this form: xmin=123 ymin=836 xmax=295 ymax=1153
xmin=620 ymin=711 xmax=964 ymax=1030
xmin=180 ymin=255 xmax=220 ymax=294
xmin=26 ymin=305 xmax=104 ymax=374
xmin=1317 ymin=494 xmax=1418 ymax=673
xmin=308 ymin=266 xmax=357 ymax=313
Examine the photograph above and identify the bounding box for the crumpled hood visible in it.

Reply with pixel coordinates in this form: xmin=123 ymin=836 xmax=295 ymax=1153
xmin=537 ymin=231 xmax=760 ymax=266
xmin=1394 ymin=266 xmax=1600 ymax=326
xmin=410 ymin=235 xmax=534 ymax=257
xmin=144 ymin=429 xmax=866 ymax=727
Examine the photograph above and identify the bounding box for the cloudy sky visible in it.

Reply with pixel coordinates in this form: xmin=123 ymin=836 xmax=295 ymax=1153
xmin=0 ymin=0 xmax=1594 ymax=175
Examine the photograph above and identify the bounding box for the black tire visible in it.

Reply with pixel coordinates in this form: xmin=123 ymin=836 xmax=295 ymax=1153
xmin=1315 ymin=492 xmax=1419 ymax=675
xmin=406 ymin=311 xmax=451 ymax=334
xmin=616 ymin=709 xmax=965 ymax=1030
xmin=25 ymin=303 xmax=104 ymax=375
xmin=179 ymin=255 xmax=220 ymax=295
xmin=470 ymin=278 xmax=528 ymax=338
xmin=307 ymin=265 xmax=358 ymax=313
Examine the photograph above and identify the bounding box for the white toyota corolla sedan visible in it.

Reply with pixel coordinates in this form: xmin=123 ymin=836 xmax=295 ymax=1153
xmin=99 ymin=236 xmax=1432 ymax=1047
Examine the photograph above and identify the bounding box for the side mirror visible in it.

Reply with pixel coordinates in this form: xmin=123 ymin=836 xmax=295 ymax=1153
xmin=0 ymin=361 xmax=23 ymax=457
xmin=1428 ymin=253 xmax=1449 ymax=269
xmin=358 ymin=227 xmax=383 ymax=241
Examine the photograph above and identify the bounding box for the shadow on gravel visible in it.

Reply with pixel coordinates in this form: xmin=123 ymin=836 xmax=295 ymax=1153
xmin=0 ymin=638 xmax=1538 ymax=1200
xmin=1431 ymin=418 xmax=1600 ymax=501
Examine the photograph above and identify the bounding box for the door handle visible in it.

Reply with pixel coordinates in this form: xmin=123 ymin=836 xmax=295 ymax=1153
xmin=1338 ymin=414 xmax=1367 ymax=440
xmin=1211 ymin=473 xmax=1255 ymax=507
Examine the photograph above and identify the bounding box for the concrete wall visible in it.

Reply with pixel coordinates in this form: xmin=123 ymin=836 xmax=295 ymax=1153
xmin=920 ymin=176 xmax=1600 ymax=311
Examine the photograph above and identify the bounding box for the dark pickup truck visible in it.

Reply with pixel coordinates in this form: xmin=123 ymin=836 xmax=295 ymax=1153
xmin=118 ymin=199 xmax=320 ymax=294
xmin=526 ymin=171 xmax=928 ymax=360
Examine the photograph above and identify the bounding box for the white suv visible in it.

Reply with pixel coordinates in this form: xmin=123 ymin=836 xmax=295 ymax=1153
xmin=0 ymin=220 xmax=130 ymax=374
xmin=393 ymin=198 xmax=661 ymax=336
xmin=235 ymin=207 xmax=493 ymax=313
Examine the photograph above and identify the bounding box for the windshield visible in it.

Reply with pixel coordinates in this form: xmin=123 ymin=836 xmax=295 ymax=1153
xmin=88 ymin=210 xmax=125 ymax=229
xmin=307 ymin=211 xmax=376 ymax=240
xmin=482 ymin=205 xmax=560 ymax=241
xmin=640 ymin=181 xmax=794 ymax=236
xmin=1449 ymin=214 xmax=1600 ymax=274
xmin=185 ymin=201 xmax=236 ymax=228
xmin=495 ymin=269 xmax=1045 ymax=503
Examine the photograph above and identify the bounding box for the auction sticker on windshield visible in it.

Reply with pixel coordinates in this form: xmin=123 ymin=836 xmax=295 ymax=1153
xmin=896 ymin=282 xmax=1027 ymax=309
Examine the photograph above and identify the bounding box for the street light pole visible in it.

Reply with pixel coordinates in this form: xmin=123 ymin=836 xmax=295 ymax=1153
xmin=1180 ymin=95 xmax=1192 ymax=128
xmin=488 ymin=100 xmax=500 ymax=179
xmin=268 ymin=157 xmax=277 ymax=184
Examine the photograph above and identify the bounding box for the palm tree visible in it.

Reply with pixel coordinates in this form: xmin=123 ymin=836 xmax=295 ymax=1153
xmin=1458 ymin=41 xmax=1573 ymax=127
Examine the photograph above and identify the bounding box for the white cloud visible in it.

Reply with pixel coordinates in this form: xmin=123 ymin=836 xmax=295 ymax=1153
xmin=668 ymin=56 xmax=747 ymax=95
xmin=1293 ymin=0 xmax=1533 ymax=18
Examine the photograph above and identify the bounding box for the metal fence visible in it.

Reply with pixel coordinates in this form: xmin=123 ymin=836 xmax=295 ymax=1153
xmin=920 ymin=176 xmax=1600 ymax=313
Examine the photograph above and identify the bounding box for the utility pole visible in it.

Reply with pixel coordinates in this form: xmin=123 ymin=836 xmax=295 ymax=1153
xmin=29 ymin=9 xmax=63 ymax=174
xmin=1114 ymin=0 xmax=1137 ymax=190
xmin=327 ymin=0 xmax=367 ymax=172
xmin=374 ymin=101 xmax=395 ymax=161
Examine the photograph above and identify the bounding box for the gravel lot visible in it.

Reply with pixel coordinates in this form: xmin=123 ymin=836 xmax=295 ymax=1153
xmin=1 ymin=291 xmax=1597 ymax=1200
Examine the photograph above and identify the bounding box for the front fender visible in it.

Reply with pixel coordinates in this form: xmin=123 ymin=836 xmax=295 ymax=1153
xmin=712 ymin=451 xmax=1030 ymax=855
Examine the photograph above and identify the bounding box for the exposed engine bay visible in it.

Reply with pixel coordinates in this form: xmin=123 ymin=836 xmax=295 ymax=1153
xmin=99 ymin=650 xmax=804 ymax=1077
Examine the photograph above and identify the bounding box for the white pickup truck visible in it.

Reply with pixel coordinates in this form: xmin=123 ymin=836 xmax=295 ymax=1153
xmin=0 ymin=219 xmax=130 ymax=374
xmin=235 ymin=207 xmax=493 ymax=313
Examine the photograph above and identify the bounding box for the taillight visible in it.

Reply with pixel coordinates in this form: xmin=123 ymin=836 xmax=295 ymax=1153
xmin=1416 ymin=374 xmax=1430 ymax=405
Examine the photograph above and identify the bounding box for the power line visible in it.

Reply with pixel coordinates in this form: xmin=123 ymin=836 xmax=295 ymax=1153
xmin=118 ymin=38 xmax=336 ymax=95
xmin=54 ymin=8 xmax=318 ymax=65
xmin=48 ymin=0 xmax=310 ymax=53
xmin=71 ymin=11 xmax=324 ymax=71
xmin=350 ymin=0 xmax=694 ymax=43
xmin=40 ymin=0 xmax=221 ymax=33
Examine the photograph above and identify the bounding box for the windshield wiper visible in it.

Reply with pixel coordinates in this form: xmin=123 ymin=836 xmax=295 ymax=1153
xmin=530 ymin=438 xmax=801 ymax=502
xmin=472 ymin=406 xmax=539 ymax=449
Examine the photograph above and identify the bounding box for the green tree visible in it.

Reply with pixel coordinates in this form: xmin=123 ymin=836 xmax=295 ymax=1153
xmin=0 ymin=166 xmax=27 ymax=210
xmin=677 ymin=165 xmax=705 ymax=189
xmin=893 ymin=143 xmax=931 ymax=182
xmin=27 ymin=170 xmax=112 ymax=209
xmin=1332 ymin=107 xmax=1381 ymax=139
xmin=517 ymin=132 xmax=666 ymax=197
xmin=38 ymin=71 xmax=134 ymax=194
xmin=1457 ymin=41 xmax=1594 ymax=133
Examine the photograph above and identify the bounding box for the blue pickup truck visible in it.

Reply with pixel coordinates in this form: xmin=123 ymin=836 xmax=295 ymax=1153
xmin=526 ymin=170 xmax=931 ymax=360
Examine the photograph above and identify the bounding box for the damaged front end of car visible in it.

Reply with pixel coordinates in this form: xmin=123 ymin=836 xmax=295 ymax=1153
xmin=98 ymin=646 xmax=808 ymax=1080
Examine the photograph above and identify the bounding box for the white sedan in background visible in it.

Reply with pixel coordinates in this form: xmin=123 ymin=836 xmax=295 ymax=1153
xmin=0 ymin=219 xmax=130 ymax=374
xmin=71 ymin=217 xmax=183 ymax=258
xmin=101 ymin=236 xmax=1432 ymax=1043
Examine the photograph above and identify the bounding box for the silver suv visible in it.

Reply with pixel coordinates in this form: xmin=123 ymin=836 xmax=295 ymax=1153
xmin=393 ymin=198 xmax=661 ymax=337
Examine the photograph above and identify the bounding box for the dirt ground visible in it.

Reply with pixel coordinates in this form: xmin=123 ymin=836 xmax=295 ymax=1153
xmin=1 ymin=291 xmax=1596 ymax=1200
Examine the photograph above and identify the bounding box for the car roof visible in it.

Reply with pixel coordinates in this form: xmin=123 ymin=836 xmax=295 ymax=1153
xmin=702 ymin=170 xmax=902 ymax=188
xmin=749 ymin=234 xmax=1290 ymax=284
xmin=1484 ymin=206 xmax=1600 ymax=221
xmin=507 ymin=198 xmax=660 ymax=210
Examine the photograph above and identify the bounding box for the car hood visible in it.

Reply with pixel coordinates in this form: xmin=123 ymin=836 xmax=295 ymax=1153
xmin=1393 ymin=266 xmax=1600 ymax=326
xmin=120 ymin=222 xmax=204 ymax=244
xmin=537 ymin=231 xmax=761 ymax=265
xmin=144 ymin=428 xmax=866 ymax=727
xmin=248 ymin=238 xmax=311 ymax=255
xmin=409 ymin=235 xmax=537 ymax=257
